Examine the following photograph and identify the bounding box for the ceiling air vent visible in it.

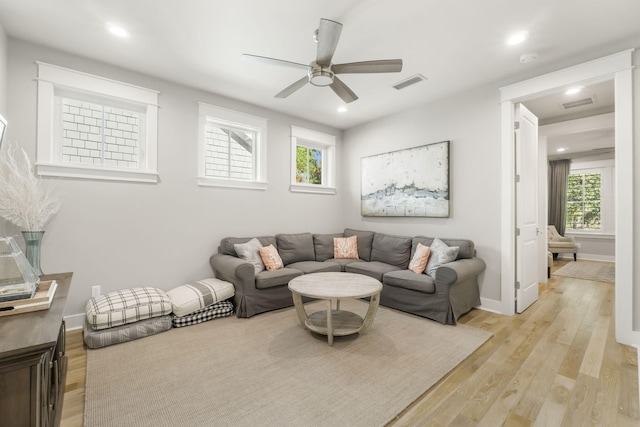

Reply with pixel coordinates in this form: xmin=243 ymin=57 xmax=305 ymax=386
xmin=393 ymin=74 xmax=427 ymax=90
xmin=562 ymin=97 xmax=594 ymax=109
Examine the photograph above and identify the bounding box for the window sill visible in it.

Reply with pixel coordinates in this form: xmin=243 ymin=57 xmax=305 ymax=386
xmin=289 ymin=184 xmax=336 ymax=195
xmin=565 ymin=231 xmax=615 ymax=240
xmin=37 ymin=163 xmax=159 ymax=183
xmin=198 ymin=177 xmax=267 ymax=190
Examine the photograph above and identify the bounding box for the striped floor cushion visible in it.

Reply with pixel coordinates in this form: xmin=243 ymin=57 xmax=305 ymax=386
xmin=166 ymin=278 xmax=234 ymax=317
xmin=85 ymin=287 xmax=172 ymax=331
xmin=83 ymin=315 xmax=172 ymax=349
xmin=172 ymin=300 xmax=234 ymax=328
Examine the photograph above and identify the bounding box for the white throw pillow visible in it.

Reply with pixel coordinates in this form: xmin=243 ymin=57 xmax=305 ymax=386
xmin=234 ymin=238 xmax=265 ymax=274
xmin=425 ymin=238 xmax=459 ymax=279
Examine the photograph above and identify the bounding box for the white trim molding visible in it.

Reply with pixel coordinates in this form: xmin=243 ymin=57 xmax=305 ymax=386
xmin=289 ymin=125 xmax=337 ymax=195
xmin=36 ymin=62 xmax=160 ymax=183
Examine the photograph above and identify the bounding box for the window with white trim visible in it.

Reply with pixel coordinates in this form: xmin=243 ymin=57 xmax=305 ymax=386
xmin=36 ymin=62 xmax=159 ymax=183
xmin=290 ymin=126 xmax=336 ymax=194
xmin=198 ymin=103 xmax=267 ymax=190
xmin=565 ymin=160 xmax=615 ymax=235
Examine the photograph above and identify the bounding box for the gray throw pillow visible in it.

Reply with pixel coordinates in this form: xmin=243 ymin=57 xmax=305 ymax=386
xmin=426 ymin=238 xmax=459 ymax=279
xmin=234 ymin=238 xmax=265 ymax=275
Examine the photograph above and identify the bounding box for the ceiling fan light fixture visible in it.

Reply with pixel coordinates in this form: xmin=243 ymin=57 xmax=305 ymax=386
xmin=308 ymin=63 xmax=334 ymax=86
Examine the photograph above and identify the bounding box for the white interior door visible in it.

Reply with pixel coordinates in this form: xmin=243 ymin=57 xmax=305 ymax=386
xmin=515 ymin=104 xmax=540 ymax=313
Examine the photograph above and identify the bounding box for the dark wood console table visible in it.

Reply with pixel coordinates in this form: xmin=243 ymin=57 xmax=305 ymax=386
xmin=0 ymin=272 xmax=72 ymax=427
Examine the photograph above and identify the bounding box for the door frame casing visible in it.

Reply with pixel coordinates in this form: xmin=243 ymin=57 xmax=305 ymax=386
xmin=498 ymin=49 xmax=637 ymax=346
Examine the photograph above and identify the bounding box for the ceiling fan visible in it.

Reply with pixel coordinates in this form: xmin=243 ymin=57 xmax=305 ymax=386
xmin=242 ymin=18 xmax=403 ymax=104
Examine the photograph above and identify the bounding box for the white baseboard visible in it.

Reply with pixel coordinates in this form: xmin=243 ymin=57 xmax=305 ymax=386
xmin=559 ymin=253 xmax=615 ymax=262
xmin=478 ymin=297 xmax=506 ymax=315
xmin=64 ymin=313 xmax=85 ymax=330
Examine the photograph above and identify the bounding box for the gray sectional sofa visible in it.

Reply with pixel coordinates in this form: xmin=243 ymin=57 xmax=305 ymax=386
xmin=209 ymin=229 xmax=486 ymax=325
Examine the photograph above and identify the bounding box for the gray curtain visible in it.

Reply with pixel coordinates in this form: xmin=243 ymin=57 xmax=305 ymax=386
xmin=548 ymin=159 xmax=571 ymax=236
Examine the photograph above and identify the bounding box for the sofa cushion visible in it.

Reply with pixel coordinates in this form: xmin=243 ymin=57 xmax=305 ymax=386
xmin=255 ymin=268 xmax=303 ymax=289
xmin=259 ymin=244 xmax=284 ymax=271
xmin=334 ymin=236 xmax=359 ymax=259
xmin=370 ymin=233 xmax=412 ymax=269
xmin=412 ymin=236 xmax=475 ymax=260
xmin=276 ymin=233 xmax=315 ymax=265
xmin=313 ymin=233 xmax=343 ymax=261
xmin=383 ymin=270 xmax=435 ymax=294
xmin=408 ymin=243 xmax=431 ymax=274
xmin=219 ymin=236 xmax=276 ymax=256
xmin=166 ymin=278 xmax=235 ymax=317
xmin=85 ymin=287 xmax=172 ymax=331
xmin=345 ymin=261 xmax=402 ymax=281
xmin=344 ymin=228 xmax=374 ymax=261
xmin=171 ymin=300 xmax=234 ymax=328
xmin=326 ymin=258 xmax=360 ymax=272
xmin=233 ymin=238 xmax=265 ymax=274
xmin=425 ymin=238 xmax=459 ymax=278
xmin=287 ymin=260 xmax=341 ymax=274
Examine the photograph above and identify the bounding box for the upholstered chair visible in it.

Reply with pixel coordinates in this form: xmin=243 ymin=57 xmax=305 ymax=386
xmin=547 ymin=225 xmax=578 ymax=261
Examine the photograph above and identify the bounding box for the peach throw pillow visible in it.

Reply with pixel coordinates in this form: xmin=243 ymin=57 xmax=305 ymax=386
xmin=333 ymin=236 xmax=359 ymax=259
xmin=408 ymin=243 xmax=431 ymax=274
xmin=258 ymin=244 xmax=284 ymax=271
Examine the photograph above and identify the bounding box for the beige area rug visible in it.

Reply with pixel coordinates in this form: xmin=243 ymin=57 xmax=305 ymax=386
xmin=553 ymin=260 xmax=615 ymax=283
xmin=84 ymin=300 xmax=491 ymax=427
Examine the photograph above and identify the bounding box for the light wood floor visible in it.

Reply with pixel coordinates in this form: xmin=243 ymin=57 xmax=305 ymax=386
xmin=60 ymin=260 xmax=639 ymax=426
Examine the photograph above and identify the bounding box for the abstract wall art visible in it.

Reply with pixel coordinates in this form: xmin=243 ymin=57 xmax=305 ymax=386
xmin=361 ymin=141 xmax=450 ymax=217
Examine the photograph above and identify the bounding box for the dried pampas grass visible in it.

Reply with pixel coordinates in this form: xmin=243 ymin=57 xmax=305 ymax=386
xmin=0 ymin=142 xmax=61 ymax=231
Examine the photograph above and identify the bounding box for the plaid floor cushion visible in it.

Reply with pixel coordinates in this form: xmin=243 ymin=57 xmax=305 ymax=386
xmin=86 ymin=287 xmax=172 ymax=331
xmin=172 ymin=300 xmax=234 ymax=328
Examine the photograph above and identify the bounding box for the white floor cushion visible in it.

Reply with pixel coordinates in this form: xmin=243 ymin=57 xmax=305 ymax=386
xmin=166 ymin=278 xmax=235 ymax=317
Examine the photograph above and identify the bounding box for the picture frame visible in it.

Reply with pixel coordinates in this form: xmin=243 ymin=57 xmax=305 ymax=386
xmin=361 ymin=141 xmax=450 ymax=217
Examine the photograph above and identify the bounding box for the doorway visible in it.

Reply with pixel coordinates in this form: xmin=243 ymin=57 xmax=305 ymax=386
xmin=498 ymin=50 xmax=637 ymax=346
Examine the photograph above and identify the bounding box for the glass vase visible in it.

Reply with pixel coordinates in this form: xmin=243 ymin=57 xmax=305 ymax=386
xmin=21 ymin=231 xmax=45 ymax=276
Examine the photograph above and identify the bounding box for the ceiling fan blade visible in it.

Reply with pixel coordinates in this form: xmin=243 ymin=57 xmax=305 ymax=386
xmin=316 ymin=19 xmax=342 ymax=66
xmin=241 ymin=54 xmax=309 ymax=71
xmin=330 ymin=76 xmax=358 ymax=103
xmin=275 ymin=76 xmax=309 ymax=98
xmin=333 ymin=59 xmax=403 ymax=74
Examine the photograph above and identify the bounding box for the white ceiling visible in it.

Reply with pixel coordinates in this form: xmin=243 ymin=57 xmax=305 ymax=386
xmin=0 ymin=0 xmax=639 ymax=130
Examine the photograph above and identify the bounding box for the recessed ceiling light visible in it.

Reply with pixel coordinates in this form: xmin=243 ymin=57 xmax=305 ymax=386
xmin=507 ymin=31 xmax=528 ymax=45
xmin=107 ymin=24 xmax=129 ymax=38
xmin=565 ymin=86 xmax=584 ymax=95
xmin=337 ymin=106 xmax=348 ymax=113
xmin=557 ymin=148 xmax=566 ymax=152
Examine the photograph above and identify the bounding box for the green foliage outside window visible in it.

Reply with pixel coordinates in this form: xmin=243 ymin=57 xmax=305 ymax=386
xmin=296 ymin=146 xmax=322 ymax=184
xmin=566 ymin=172 xmax=601 ymax=230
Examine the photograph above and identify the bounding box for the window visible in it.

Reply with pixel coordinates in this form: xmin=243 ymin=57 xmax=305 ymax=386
xmin=198 ymin=103 xmax=267 ymax=190
xmin=566 ymin=170 xmax=601 ymax=231
xmin=59 ymin=98 xmax=141 ymax=169
xmin=565 ymin=160 xmax=615 ymax=234
xmin=290 ymin=126 xmax=336 ymax=194
xmin=36 ymin=62 xmax=159 ymax=183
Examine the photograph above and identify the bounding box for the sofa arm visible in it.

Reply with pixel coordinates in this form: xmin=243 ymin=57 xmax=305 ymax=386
xmin=435 ymin=257 xmax=486 ymax=290
xmin=210 ymin=253 xmax=255 ymax=290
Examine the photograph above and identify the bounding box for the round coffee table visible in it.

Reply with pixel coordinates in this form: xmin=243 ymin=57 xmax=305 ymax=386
xmin=288 ymin=272 xmax=383 ymax=346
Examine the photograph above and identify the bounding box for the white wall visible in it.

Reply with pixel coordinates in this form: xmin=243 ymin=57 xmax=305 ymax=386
xmin=2 ymin=39 xmax=345 ymax=324
xmin=343 ymin=84 xmax=503 ymax=303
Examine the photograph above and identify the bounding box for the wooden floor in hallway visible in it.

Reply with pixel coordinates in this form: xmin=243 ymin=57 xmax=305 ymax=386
xmin=61 ymin=260 xmax=639 ymax=426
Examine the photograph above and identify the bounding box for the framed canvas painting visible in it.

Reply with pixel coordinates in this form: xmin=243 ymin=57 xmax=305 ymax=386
xmin=361 ymin=141 xmax=450 ymax=217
